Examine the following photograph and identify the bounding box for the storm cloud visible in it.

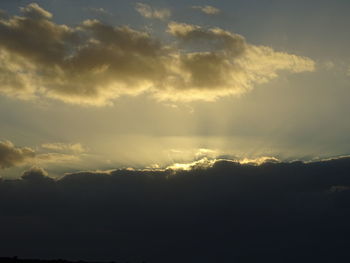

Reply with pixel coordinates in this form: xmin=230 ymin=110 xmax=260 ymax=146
xmin=1 ymin=157 xmax=350 ymax=262
xmin=0 ymin=3 xmax=315 ymax=106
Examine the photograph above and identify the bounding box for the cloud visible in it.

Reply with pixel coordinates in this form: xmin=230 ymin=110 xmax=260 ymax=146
xmin=192 ymin=5 xmax=221 ymax=15
xmin=1 ymin=157 xmax=350 ymax=262
xmin=36 ymin=152 xmax=80 ymax=164
xmin=322 ymin=61 xmax=335 ymax=70
xmin=0 ymin=140 xmax=84 ymax=169
xmin=0 ymin=4 xmax=315 ymax=106
xmin=21 ymin=166 xmax=53 ymax=182
xmin=36 ymin=142 xmax=85 ymax=164
xmin=0 ymin=140 xmax=35 ymax=169
xmin=166 ymin=157 xmax=215 ymax=171
xmin=86 ymin=7 xmax=110 ymax=16
xmin=135 ymin=3 xmax=171 ymax=20
xmin=20 ymin=3 xmax=52 ymax=20
xmin=41 ymin=143 xmax=86 ymax=153
xmin=240 ymin=156 xmax=279 ymax=165
xmin=161 ymin=22 xmax=315 ymax=101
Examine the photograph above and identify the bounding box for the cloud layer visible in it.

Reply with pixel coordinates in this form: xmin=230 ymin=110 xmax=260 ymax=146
xmin=1 ymin=157 xmax=350 ymax=262
xmin=0 ymin=3 xmax=315 ymax=106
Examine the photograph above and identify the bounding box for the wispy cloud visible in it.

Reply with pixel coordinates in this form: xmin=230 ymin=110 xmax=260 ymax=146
xmin=86 ymin=7 xmax=111 ymax=16
xmin=41 ymin=143 xmax=86 ymax=154
xmin=347 ymin=66 xmax=350 ymax=76
xmin=36 ymin=152 xmax=80 ymax=164
xmin=135 ymin=3 xmax=171 ymax=20
xmin=192 ymin=5 xmax=221 ymax=15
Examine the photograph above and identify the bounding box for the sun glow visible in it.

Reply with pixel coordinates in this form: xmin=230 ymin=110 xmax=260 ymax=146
xmin=166 ymin=157 xmax=215 ymax=170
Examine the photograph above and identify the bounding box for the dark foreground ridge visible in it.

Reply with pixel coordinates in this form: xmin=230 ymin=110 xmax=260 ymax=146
xmin=2 ymin=157 xmax=350 ymax=263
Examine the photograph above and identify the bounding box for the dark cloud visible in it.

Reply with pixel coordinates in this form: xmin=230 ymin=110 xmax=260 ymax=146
xmin=1 ymin=157 xmax=350 ymax=262
xmin=0 ymin=3 xmax=314 ymax=105
xmin=21 ymin=166 xmax=53 ymax=183
xmin=0 ymin=140 xmax=35 ymax=169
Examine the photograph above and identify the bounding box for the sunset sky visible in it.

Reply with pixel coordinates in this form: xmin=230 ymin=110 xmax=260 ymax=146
xmin=2 ymin=1 xmax=350 ymax=263
xmin=1 ymin=0 xmax=350 ymax=178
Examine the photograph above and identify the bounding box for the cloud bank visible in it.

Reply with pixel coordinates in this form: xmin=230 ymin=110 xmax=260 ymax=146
xmin=1 ymin=157 xmax=350 ymax=262
xmin=0 ymin=3 xmax=315 ymax=106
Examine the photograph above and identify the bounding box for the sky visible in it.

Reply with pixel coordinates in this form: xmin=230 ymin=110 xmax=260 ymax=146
xmin=2 ymin=1 xmax=350 ymax=263
xmin=1 ymin=0 xmax=350 ymax=178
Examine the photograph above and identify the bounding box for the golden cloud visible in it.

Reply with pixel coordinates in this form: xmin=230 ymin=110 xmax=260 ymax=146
xmin=0 ymin=4 xmax=315 ymax=106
